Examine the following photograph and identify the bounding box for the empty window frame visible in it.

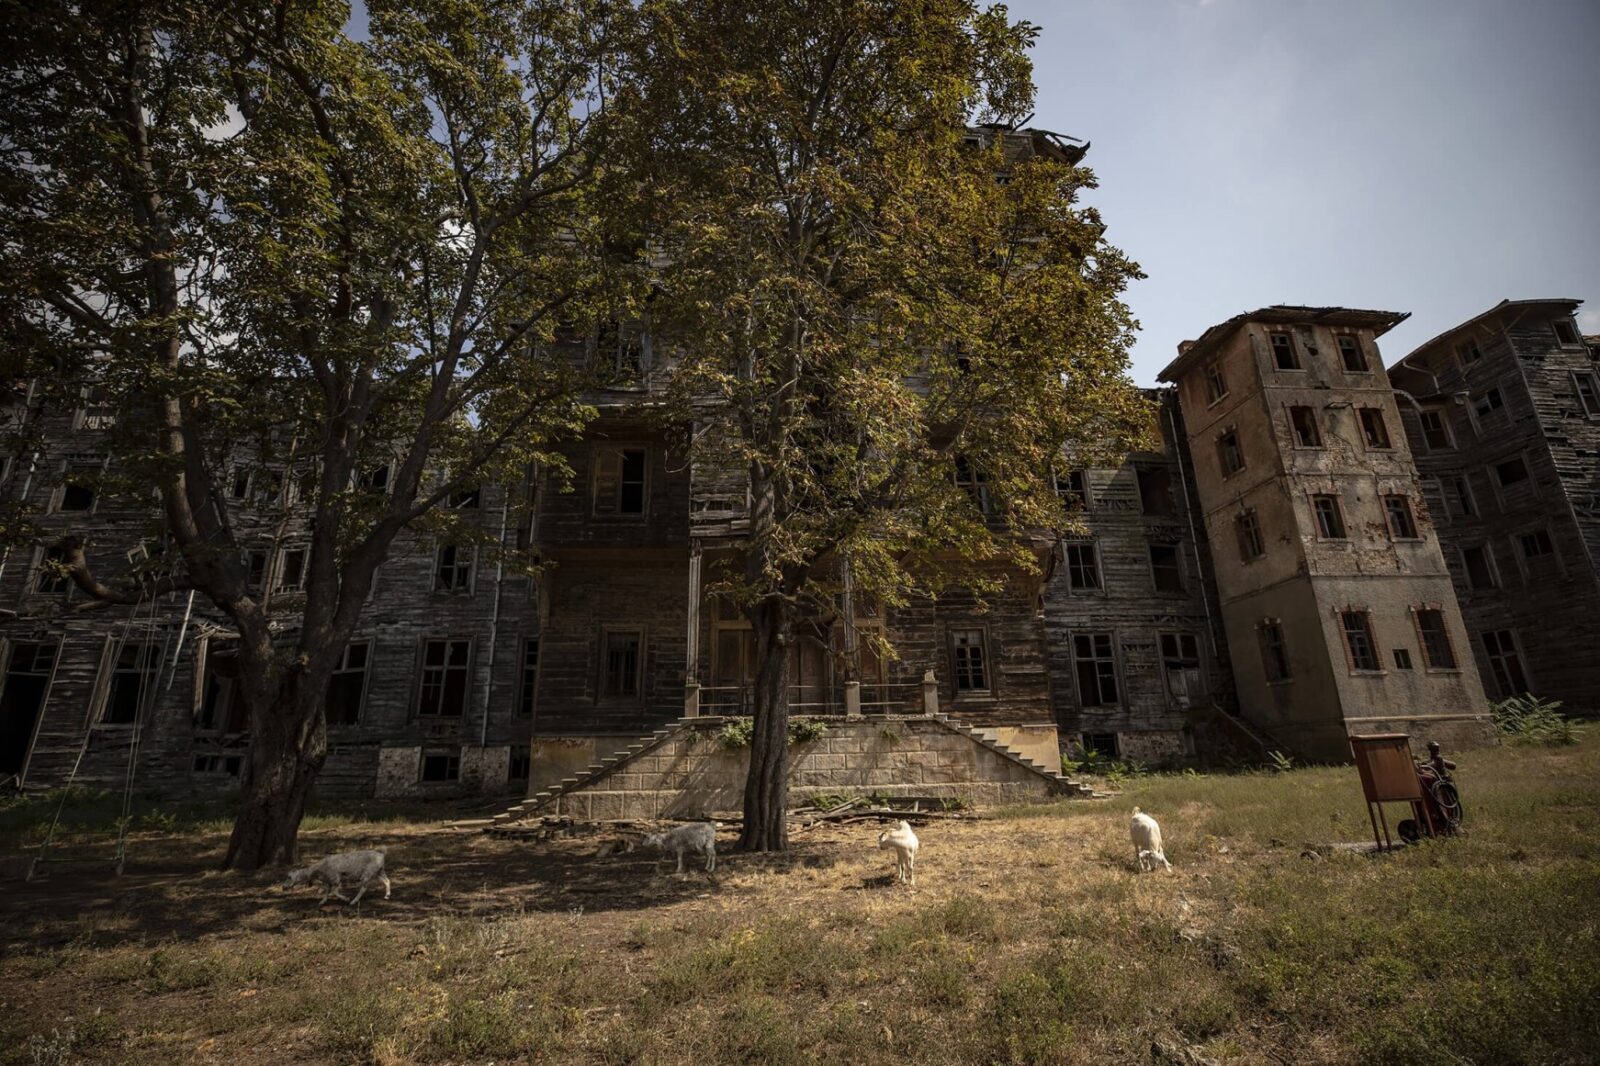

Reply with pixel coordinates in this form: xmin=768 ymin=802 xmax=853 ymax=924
xmin=950 ymin=628 xmax=989 ymax=693
xmin=1473 ymin=387 xmax=1506 ymax=421
xmin=1235 ymin=510 xmax=1265 ymax=561
xmin=954 ymin=456 xmax=992 ymax=514
xmin=1080 ymin=732 xmax=1119 ymax=758
xmin=357 ymin=464 xmax=391 ymax=492
xmin=1149 ymin=542 xmax=1184 ymax=593
xmin=1456 ymin=337 xmax=1483 ymax=366
xmin=598 ymin=321 xmax=649 ymax=383
xmin=55 ymin=459 xmax=100 ymax=513
xmin=101 ymin=641 xmax=161 ymax=725
xmin=275 ymin=547 xmax=307 ymax=592
xmin=418 ymin=638 xmax=471 ymax=717
xmin=508 ymin=745 xmax=531 ymax=782
xmin=1056 ymin=469 xmax=1090 ymax=510
xmin=1268 ymin=331 xmax=1299 ymax=370
xmin=1419 ymin=409 xmax=1453 ymax=450
xmin=1258 ymin=621 xmax=1291 ymax=682
xmin=1393 ymin=648 xmax=1413 ymax=670
xmin=324 ymin=641 xmax=371 ymax=726
xmin=1204 ymin=364 xmax=1228 ymax=404
xmin=1072 ymin=633 xmax=1119 ymax=707
xmin=601 ymin=630 xmax=642 ymax=698
xmin=420 ymin=749 xmax=461 ymax=783
xmin=1340 ymin=610 xmax=1381 ymax=672
xmin=1413 ymin=608 xmax=1457 ymax=670
xmin=1137 ymin=466 xmax=1175 ymax=515
xmin=1519 ymin=529 xmax=1555 ymax=560
xmin=1159 ymin=633 xmax=1204 ymax=704
xmin=593 ymin=447 xmax=647 ymax=516
xmin=1312 ymin=494 xmax=1347 ymax=539
xmin=1216 ymin=431 xmax=1244 ymax=477
xmin=1384 ymin=495 xmax=1419 ymax=540
xmin=1063 ymin=542 xmax=1102 ymax=591
xmin=434 ymin=544 xmax=474 ymax=593
xmin=1336 ymin=334 xmax=1368 ymax=372
xmin=243 ymin=549 xmax=269 ymax=594
xmin=1359 ymin=408 xmax=1393 ymax=449
xmin=1552 ymin=318 xmax=1581 ymax=346
xmin=1450 ymin=476 xmax=1478 ymax=518
xmin=1481 ymin=629 xmax=1530 ymax=697
xmin=449 ymin=487 xmax=481 ymax=509
xmin=1289 ymin=406 xmax=1322 ymax=447
xmin=75 ymin=387 xmax=116 ymax=431
xmin=1461 ymin=544 xmax=1498 ymax=589
xmin=1494 ymin=455 xmax=1530 ymax=488
xmin=32 ymin=544 xmax=70 ymax=595
xmin=517 ymin=636 xmax=540 ymax=718
xmin=228 ymin=466 xmax=253 ymax=500
xmin=1574 ymin=371 xmax=1600 ymax=418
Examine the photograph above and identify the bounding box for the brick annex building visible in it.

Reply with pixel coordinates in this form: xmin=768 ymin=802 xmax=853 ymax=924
xmin=1 ymin=284 xmax=1592 ymax=799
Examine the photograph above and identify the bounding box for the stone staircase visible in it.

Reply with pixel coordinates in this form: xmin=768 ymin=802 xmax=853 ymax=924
xmin=462 ymin=714 xmax=1093 ymax=835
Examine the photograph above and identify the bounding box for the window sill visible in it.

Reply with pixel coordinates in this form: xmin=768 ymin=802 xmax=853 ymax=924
xmin=1265 ymin=678 xmax=1296 ymax=687
xmin=1348 ymin=669 xmax=1388 ymax=678
xmin=1422 ymin=667 xmax=1463 ymax=676
xmin=1206 ymin=394 xmax=1230 ymax=409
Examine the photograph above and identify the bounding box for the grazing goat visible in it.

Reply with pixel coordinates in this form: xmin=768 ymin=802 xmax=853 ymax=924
xmin=282 ymin=847 xmax=391 ymax=905
xmin=1130 ymin=807 xmax=1172 ymax=872
xmin=878 ymin=820 xmax=919 ymax=884
xmin=642 ymin=821 xmax=718 ymax=875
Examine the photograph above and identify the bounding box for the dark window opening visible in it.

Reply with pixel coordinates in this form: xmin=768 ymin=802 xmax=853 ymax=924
xmin=1495 ymin=456 xmax=1530 ymax=487
xmin=951 ymin=629 xmax=988 ymax=692
xmin=419 ymin=638 xmax=471 ymax=716
xmin=1575 ymin=373 xmax=1600 ymax=417
xmin=1289 ymin=406 xmax=1322 ymax=447
xmin=1519 ymin=530 xmax=1554 ymax=559
xmin=1337 ymin=335 xmax=1368 ymax=372
xmin=1160 ymin=633 xmax=1204 ymax=705
xmin=1056 ymin=469 xmax=1089 ymax=510
xmin=1269 ymin=332 xmax=1299 ymax=370
xmin=324 ymin=642 xmax=370 ymax=726
xmin=60 ymin=482 xmax=95 ymax=512
xmin=1462 ymin=545 xmax=1497 ymax=589
xmin=103 ymin=642 xmax=160 ymax=724
xmin=276 ymin=547 xmax=306 ymax=592
xmin=435 ymin=544 xmax=474 ymax=593
xmin=954 ymin=456 xmax=992 ymax=514
xmin=508 ymin=745 xmax=531 ymax=782
xmin=420 ymin=750 xmax=461 ymax=783
xmin=1064 ymin=543 xmax=1100 ymax=590
xmin=1473 ymin=388 xmax=1505 ymax=420
xmin=358 ymin=465 xmax=391 ymax=492
xmin=34 ymin=545 xmax=70 ymax=595
xmin=1073 ymin=633 xmax=1118 ymax=706
xmin=244 ymin=549 xmax=268 ymax=594
xmin=449 ymin=487 xmax=481 ymax=509
xmin=1235 ymin=511 xmax=1265 ymax=560
xmin=1457 ymin=338 xmax=1483 ymax=365
xmin=1259 ymin=622 xmax=1291 ymax=682
xmin=1384 ymin=495 xmax=1418 ymax=540
xmin=1359 ymin=408 xmax=1392 ymax=449
xmin=1205 ymin=364 xmax=1227 ymax=403
xmin=1416 ymin=609 xmax=1457 ymax=669
xmin=1553 ymin=319 xmax=1580 ymax=346
xmin=1482 ymin=630 xmax=1529 ymax=697
xmin=603 ymin=632 xmax=641 ymax=698
xmin=1450 ymin=476 xmax=1477 ymax=518
xmin=1420 ymin=409 xmax=1452 ymax=450
xmin=1393 ymin=648 xmax=1413 ymax=670
xmin=1341 ymin=611 xmax=1380 ymax=672
xmin=1217 ymin=432 xmax=1244 ymax=476
xmin=594 ymin=448 xmax=647 ymax=516
xmin=518 ymin=637 xmax=540 ymax=718
xmin=1149 ymin=543 xmax=1183 ymax=593
xmin=1313 ymin=494 xmax=1346 ymax=539
xmin=1081 ymin=732 xmax=1119 ymax=758
xmin=229 ymin=467 xmax=252 ymax=500
xmin=1137 ymin=466 xmax=1174 ymax=515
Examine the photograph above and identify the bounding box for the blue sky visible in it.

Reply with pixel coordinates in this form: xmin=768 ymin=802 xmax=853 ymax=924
xmin=1010 ymin=0 xmax=1600 ymax=382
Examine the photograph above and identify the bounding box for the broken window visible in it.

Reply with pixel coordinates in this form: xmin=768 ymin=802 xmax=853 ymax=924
xmin=1456 ymin=338 xmax=1483 ymax=366
xmin=1312 ymin=494 xmax=1346 ymax=539
xmin=1258 ymin=621 xmax=1291 ymax=682
xmin=420 ymin=749 xmax=461 ymax=783
xmin=1393 ymin=649 xmax=1413 ymax=670
xmin=1461 ymin=545 xmax=1497 ymax=590
xmin=1519 ymin=529 xmax=1554 ymax=560
xmin=1473 ymin=388 xmax=1506 ymax=420
xmin=1494 ymin=456 xmax=1530 ymax=488
xmin=1073 ymin=633 xmax=1119 ymax=706
xmin=1160 ymin=633 xmax=1204 ymax=705
xmin=1419 ymin=409 xmax=1452 ymax=450
xmin=508 ymin=745 xmax=531 ymax=782
xmin=1137 ymin=466 xmax=1174 ymax=515
xmin=102 ymin=641 xmax=160 ymax=725
xmin=56 ymin=458 xmax=100 ymax=513
xmin=1149 ymin=543 xmax=1183 ymax=593
xmin=1337 ymin=335 xmax=1368 ymax=372
xmin=1289 ymin=406 xmax=1322 ymax=447
xmin=602 ymin=631 xmax=641 ymax=698
xmin=418 ymin=639 xmax=471 ymax=717
xmin=449 ymin=487 xmax=481 ymax=509
xmin=275 ymin=547 xmax=307 ymax=592
xmin=1450 ymin=476 xmax=1478 ymax=518
xmin=1056 ymin=469 xmax=1089 ymax=510
xmin=1574 ymin=372 xmax=1600 ymax=418
xmin=1481 ymin=629 xmax=1529 ymax=697
xmin=954 ymin=456 xmax=992 ymax=514
xmin=1340 ymin=610 xmax=1380 ymax=672
xmin=324 ymin=642 xmax=371 ymax=726
xmin=1216 ymin=431 xmax=1244 ymax=477
xmin=594 ymin=447 xmax=647 ymax=516
xmin=1268 ymin=331 xmax=1299 ymax=370
xmin=33 ymin=545 xmax=70 ymax=595
xmin=358 ymin=464 xmax=392 ymax=493
xmin=1235 ymin=510 xmax=1265 ymax=561
xmin=434 ymin=544 xmax=474 ymax=593
xmin=950 ymin=629 xmax=989 ymax=692
xmin=517 ymin=637 xmax=540 ymax=718
xmin=1204 ymin=364 xmax=1228 ymax=403
xmin=228 ymin=466 xmax=253 ymax=500
xmin=1359 ymin=408 xmax=1392 ymax=449
xmin=1414 ymin=609 xmax=1457 ymax=670
xmin=1063 ymin=542 xmax=1101 ymax=591
xmin=1553 ymin=318 xmax=1580 ymax=346
xmin=1384 ymin=495 xmax=1418 ymax=539
xmin=243 ymin=549 xmax=269 ymax=594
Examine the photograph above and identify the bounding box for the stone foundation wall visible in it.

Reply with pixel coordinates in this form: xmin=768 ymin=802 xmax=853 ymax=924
xmin=544 ymin=717 xmax=1062 ymax=820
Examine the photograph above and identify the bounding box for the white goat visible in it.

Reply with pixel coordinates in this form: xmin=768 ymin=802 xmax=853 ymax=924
xmin=877 ymin=820 xmax=919 ymax=884
xmin=642 ymin=821 xmax=718 ymax=875
xmin=1130 ymin=807 xmax=1172 ymax=872
xmin=282 ymin=847 xmax=391 ymax=905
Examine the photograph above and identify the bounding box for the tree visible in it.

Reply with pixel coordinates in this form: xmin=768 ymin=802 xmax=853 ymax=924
xmin=0 ymin=0 xmax=632 ymax=869
xmin=627 ymin=0 xmax=1151 ymax=850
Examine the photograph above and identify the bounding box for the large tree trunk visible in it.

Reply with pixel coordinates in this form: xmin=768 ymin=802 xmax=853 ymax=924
xmin=223 ymin=686 xmax=327 ymax=872
xmin=738 ymin=598 xmax=793 ymax=851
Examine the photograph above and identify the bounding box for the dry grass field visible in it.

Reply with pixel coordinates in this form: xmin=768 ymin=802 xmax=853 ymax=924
xmin=2 ymin=734 xmax=1597 ymax=1065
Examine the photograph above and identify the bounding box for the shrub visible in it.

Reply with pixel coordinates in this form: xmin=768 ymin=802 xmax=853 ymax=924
xmin=1267 ymin=750 xmax=1294 ymax=773
xmin=1493 ymin=694 xmax=1583 ymax=746
xmin=788 ymin=718 xmax=829 ymax=744
xmin=717 ymin=718 xmax=754 ymax=749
